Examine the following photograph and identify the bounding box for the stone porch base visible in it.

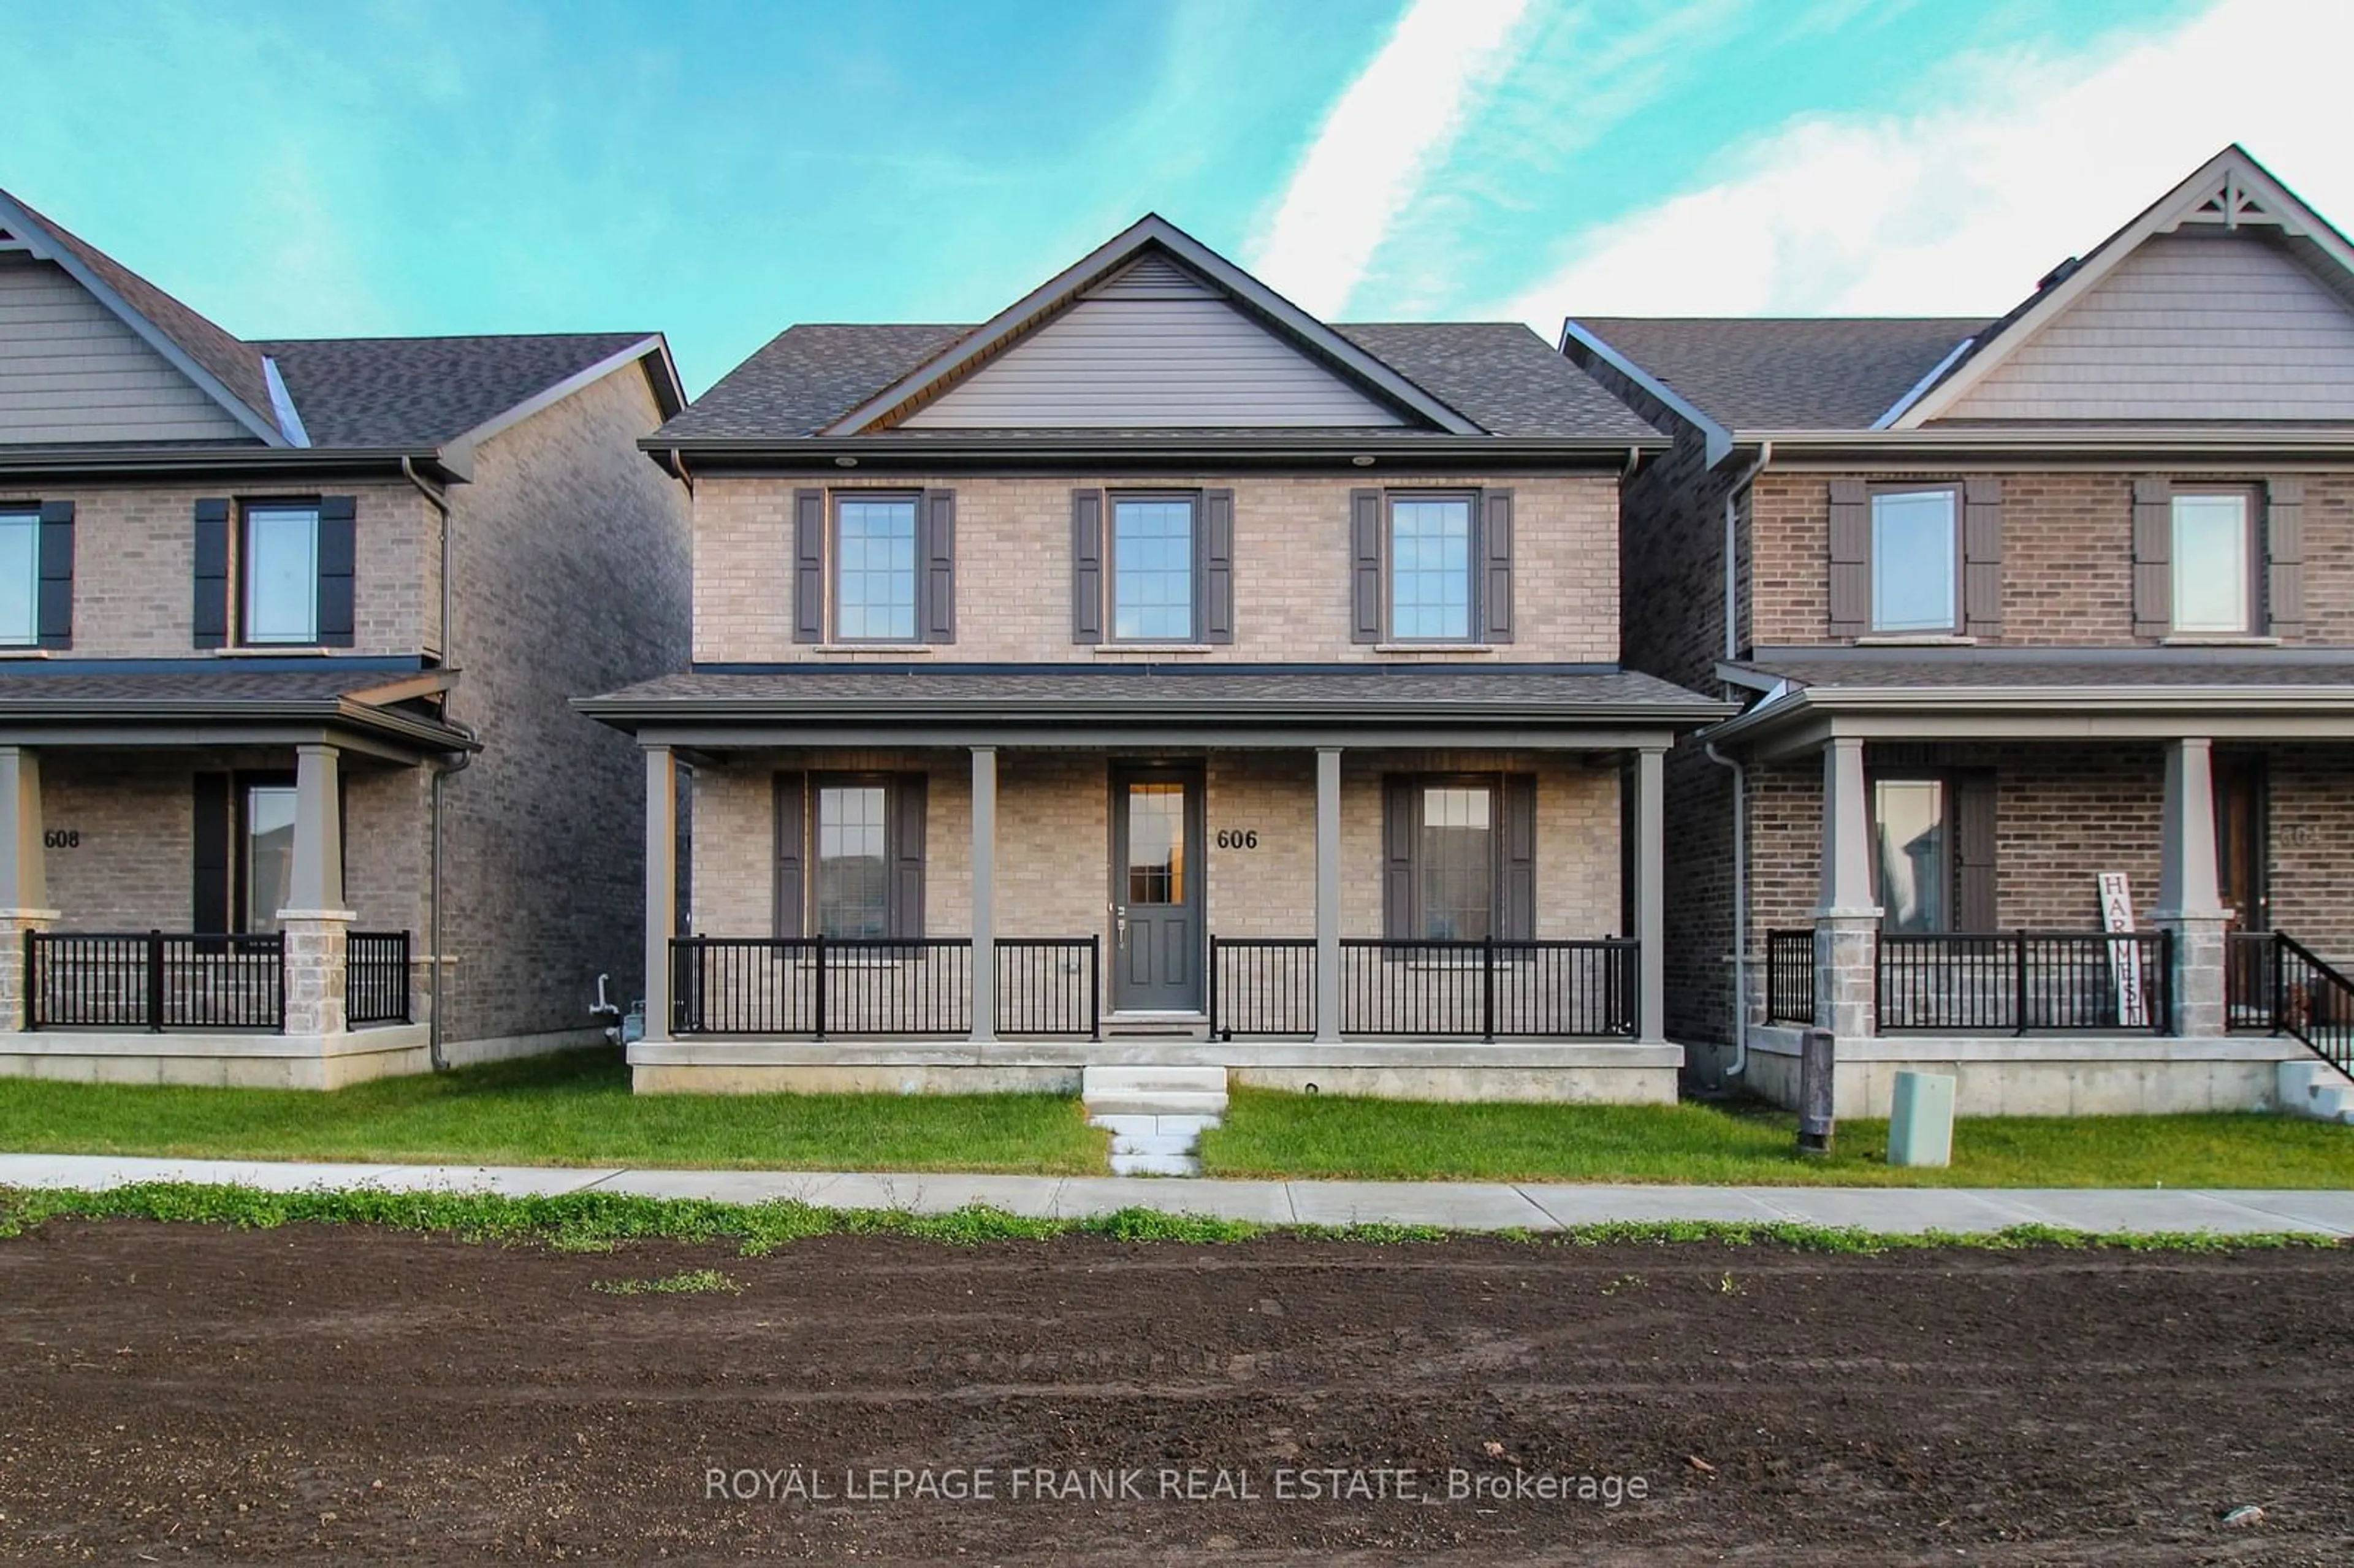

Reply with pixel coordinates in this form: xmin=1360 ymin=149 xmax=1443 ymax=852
xmin=628 ymin=1038 xmax=1683 ymax=1103
xmin=0 ymin=1025 xmax=433 ymax=1090
xmin=1734 ymin=1026 xmax=2309 ymax=1118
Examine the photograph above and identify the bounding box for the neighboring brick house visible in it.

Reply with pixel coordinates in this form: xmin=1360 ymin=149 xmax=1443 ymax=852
xmin=582 ymin=216 xmax=1730 ymax=1100
xmin=0 ymin=185 xmax=690 ymax=1086
xmin=1566 ymin=144 xmax=2354 ymax=1116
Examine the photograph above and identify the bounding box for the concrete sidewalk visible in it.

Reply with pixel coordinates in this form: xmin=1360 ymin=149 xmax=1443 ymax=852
xmin=2 ymin=1152 xmax=2350 ymax=1236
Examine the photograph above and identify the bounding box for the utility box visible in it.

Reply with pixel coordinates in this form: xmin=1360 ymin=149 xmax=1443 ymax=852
xmin=1796 ymin=1028 xmax=1835 ymax=1156
xmin=1887 ymin=1070 xmax=1956 ymax=1167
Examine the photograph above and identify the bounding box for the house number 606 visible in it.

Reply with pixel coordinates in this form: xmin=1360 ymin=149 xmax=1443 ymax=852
xmin=1215 ymin=829 xmax=1259 ymax=850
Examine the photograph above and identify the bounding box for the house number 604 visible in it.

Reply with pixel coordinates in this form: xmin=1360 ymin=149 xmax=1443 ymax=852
xmin=1215 ymin=829 xmax=1259 ymax=850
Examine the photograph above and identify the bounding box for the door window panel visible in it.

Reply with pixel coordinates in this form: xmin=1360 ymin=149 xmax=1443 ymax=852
xmin=1125 ymin=781 xmax=1185 ymax=905
xmin=1873 ymin=779 xmax=1948 ymax=934
xmin=243 ymin=785 xmax=297 ymax=933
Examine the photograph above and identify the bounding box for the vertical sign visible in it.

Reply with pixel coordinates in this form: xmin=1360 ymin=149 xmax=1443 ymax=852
xmin=2097 ymin=872 xmax=2147 ymax=1028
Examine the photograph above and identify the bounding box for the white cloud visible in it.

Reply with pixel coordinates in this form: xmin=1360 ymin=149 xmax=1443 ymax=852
xmin=1249 ymin=0 xmax=1533 ymax=316
xmin=1496 ymin=0 xmax=2354 ymax=329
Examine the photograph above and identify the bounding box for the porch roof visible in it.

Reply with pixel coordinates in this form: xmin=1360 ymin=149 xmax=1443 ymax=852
xmin=577 ymin=663 xmax=1734 ymax=750
xmin=1712 ymin=646 xmax=2354 ymax=757
xmin=0 ymin=657 xmax=474 ymax=762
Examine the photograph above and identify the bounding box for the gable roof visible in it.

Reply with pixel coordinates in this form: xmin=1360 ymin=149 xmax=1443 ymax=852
xmin=1565 ymin=316 xmax=1986 ymax=433
xmin=1895 ymin=144 xmax=2354 ymax=426
xmin=820 ymin=215 xmax=1480 ymax=436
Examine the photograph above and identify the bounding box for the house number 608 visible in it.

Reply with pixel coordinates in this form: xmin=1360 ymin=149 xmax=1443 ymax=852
xmin=42 ymin=829 xmax=78 ymax=849
xmin=1215 ymin=829 xmax=1259 ymax=850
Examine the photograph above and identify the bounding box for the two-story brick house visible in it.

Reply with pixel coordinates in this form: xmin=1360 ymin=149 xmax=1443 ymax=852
xmin=1567 ymin=145 xmax=2354 ymax=1116
xmin=583 ymin=216 xmax=1731 ymax=1100
xmin=0 ymin=186 xmax=690 ymax=1087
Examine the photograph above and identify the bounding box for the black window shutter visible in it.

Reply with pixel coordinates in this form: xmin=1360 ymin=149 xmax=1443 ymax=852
xmin=192 ymin=499 xmax=230 ymax=649
xmin=1499 ymin=773 xmax=1536 ymax=940
xmin=1350 ymin=489 xmax=1384 ymax=643
xmin=35 ymin=500 xmax=72 ymax=649
xmin=1961 ymin=478 xmax=2003 ymax=637
xmin=1198 ymin=489 xmax=1234 ymax=644
xmin=1480 ymin=489 xmax=1514 ymax=644
xmin=1070 ymin=489 xmax=1104 ymax=644
xmin=772 ymin=773 xmax=806 ymax=937
xmin=889 ymin=772 xmax=928 ymax=940
xmin=1952 ymin=771 xmax=1998 ymax=932
xmin=1827 ymin=481 xmax=1868 ymax=637
xmin=2131 ymin=478 xmax=2173 ymax=637
xmin=192 ymin=773 xmax=232 ymax=933
xmin=316 ymin=496 xmax=356 ymax=647
xmin=2265 ymin=478 xmax=2304 ymax=636
xmin=1381 ymin=777 xmax=1416 ymax=940
xmin=922 ymin=489 xmax=956 ymax=644
xmin=793 ymin=489 xmax=825 ymax=644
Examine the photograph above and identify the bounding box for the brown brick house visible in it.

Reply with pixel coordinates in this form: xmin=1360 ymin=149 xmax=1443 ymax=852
xmin=582 ymin=216 xmax=1730 ymax=1099
xmin=0 ymin=186 xmax=690 ymax=1086
xmin=1565 ymin=145 xmax=2354 ymax=1116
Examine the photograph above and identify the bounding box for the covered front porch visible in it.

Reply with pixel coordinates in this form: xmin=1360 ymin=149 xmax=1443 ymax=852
xmin=0 ymin=663 xmax=470 ymax=1088
xmin=583 ymin=664 xmax=1732 ymax=1101
xmin=1716 ymin=651 xmax=2354 ymax=1116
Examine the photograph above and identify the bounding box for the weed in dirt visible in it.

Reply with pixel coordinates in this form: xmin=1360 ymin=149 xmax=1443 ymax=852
xmin=591 ymin=1268 xmax=741 ymax=1296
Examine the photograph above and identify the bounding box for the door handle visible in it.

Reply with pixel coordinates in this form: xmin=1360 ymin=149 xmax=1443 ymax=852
xmin=1114 ymin=905 xmax=1128 ymax=946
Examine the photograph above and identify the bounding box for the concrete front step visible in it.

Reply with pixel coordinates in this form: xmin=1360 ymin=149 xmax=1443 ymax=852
xmin=1082 ymin=1064 xmax=1230 ymax=1122
xmin=2277 ymin=1059 xmax=2354 ymax=1124
xmin=1085 ymin=1090 xmax=1228 ymax=1118
xmin=1109 ymin=1152 xmax=1203 ymax=1178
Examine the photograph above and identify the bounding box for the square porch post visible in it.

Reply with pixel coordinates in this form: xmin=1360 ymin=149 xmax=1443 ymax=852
xmin=0 ymin=747 xmax=56 ymax=1030
xmin=280 ymin=742 xmax=351 ymax=1036
xmin=1634 ymin=744 xmax=1667 ymax=1044
xmin=1314 ymin=746 xmax=1341 ymax=1043
xmin=1815 ymin=735 xmax=1881 ymax=1040
xmin=642 ymin=745 xmax=676 ymax=1043
xmin=2155 ymin=736 xmax=2227 ymax=1037
xmin=970 ymin=746 xmax=996 ymax=1045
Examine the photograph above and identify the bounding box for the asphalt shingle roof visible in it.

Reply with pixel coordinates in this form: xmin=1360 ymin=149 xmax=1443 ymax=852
xmin=0 ymin=660 xmax=445 ymax=706
xmin=254 ymin=333 xmax=657 ymax=449
xmin=1735 ymin=649 xmax=2354 ymax=690
xmin=656 ymin=321 xmax=1655 ymax=443
xmin=1574 ymin=317 xmax=1990 ymax=432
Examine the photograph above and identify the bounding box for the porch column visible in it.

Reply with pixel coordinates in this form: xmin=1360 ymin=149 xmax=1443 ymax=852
xmin=1815 ymin=735 xmax=1880 ymax=1039
xmin=1314 ymin=747 xmax=1341 ymax=1043
xmin=280 ymin=743 xmax=351 ymax=1037
xmin=2155 ymin=736 xmax=2228 ymax=1037
xmin=1633 ymin=744 xmax=1667 ymax=1045
xmin=970 ymin=746 xmax=997 ymax=1045
xmin=0 ymin=747 xmax=56 ymax=1031
xmin=642 ymin=745 xmax=676 ymax=1043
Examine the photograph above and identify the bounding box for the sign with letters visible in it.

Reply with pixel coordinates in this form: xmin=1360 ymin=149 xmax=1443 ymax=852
xmin=2097 ymin=872 xmax=2148 ymax=1029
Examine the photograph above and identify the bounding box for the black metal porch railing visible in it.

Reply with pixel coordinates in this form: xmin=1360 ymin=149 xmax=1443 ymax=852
xmin=1875 ymin=931 xmax=2172 ymax=1035
xmin=2227 ymin=930 xmax=2354 ymax=1082
xmin=1764 ymin=929 xmax=1815 ymax=1026
xmin=669 ymin=937 xmax=1100 ymax=1038
xmin=345 ymin=931 xmax=413 ymax=1026
xmin=1207 ymin=935 xmax=1639 ymax=1040
xmin=25 ymin=930 xmax=285 ymax=1032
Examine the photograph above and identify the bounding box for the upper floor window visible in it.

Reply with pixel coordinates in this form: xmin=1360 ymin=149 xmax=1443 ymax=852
xmin=1112 ymin=495 xmax=1197 ymax=641
xmin=1869 ymin=487 xmax=1958 ymax=634
xmin=0 ymin=509 xmax=37 ymax=647
xmin=2170 ymin=489 xmax=2254 ymax=634
xmin=243 ymin=504 xmax=321 ymax=645
xmin=1388 ymin=495 xmax=1474 ymax=641
xmin=833 ymin=495 xmax=919 ymax=642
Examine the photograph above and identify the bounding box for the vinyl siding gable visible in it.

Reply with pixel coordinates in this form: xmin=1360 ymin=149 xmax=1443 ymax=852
xmin=0 ymin=253 xmax=251 ymax=444
xmin=1943 ymin=233 xmax=2354 ymax=422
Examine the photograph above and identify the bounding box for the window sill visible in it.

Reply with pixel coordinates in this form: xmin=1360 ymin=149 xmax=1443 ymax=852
xmin=1856 ymin=634 xmax=1976 ymax=647
xmin=814 ymin=644 xmax=935 ymax=656
xmin=2160 ymin=634 xmax=2281 ymax=647
xmin=217 ymin=645 xmax=335 ymax=657
xmin=0 ymin=647 xmax=50 ymax=660
xmin=1373 ymin=643 xmax=1496 ymax=655
xmin=1093 ymin=644 xmax=1216 ymax=657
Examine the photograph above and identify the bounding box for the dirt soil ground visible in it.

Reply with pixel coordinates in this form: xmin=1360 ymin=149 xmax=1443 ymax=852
xmin=0 ymin=1224 xmax=2348 ymax=1564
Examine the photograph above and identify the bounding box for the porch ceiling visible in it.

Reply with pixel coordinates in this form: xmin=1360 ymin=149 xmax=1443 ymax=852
xmin=576 ymin=663 xmax=1735 ymax=750
xmin=1715 ymin=647 xmax=2354 ymax=759
xmin=0 ymin=658 xmax=472 ymax=763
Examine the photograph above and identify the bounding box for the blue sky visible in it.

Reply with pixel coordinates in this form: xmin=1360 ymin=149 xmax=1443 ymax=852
xmin=1 ymin=0 xmax=2341 ymax=394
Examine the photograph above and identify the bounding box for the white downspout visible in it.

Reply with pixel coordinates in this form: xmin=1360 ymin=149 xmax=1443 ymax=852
xmin=1709 ymin=442 xmax=1771 ymax=1079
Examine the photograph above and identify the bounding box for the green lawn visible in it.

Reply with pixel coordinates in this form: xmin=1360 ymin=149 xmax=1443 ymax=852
xmin=0 ymin=1049 xmax=1107 ymax=1175
xmin=1198 ymin=1087 xmax=2354 ymax=1188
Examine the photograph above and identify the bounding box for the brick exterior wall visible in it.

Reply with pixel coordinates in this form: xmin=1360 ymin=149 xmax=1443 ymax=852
xmin=0 ymin=479 xmax=436 ymax=658
xmin=691 ymin=472 xmax=1621 ymax=665
xmin=688 ymin=748 xmax=1623 ymax=950
xmin=2255 ymin=743 xmax=2354 ymax=964
xmin=435 ymin=365 xmax=691 ymax=1045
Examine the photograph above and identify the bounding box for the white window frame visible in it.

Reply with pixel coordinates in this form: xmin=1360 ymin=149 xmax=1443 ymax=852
xmin=240 ymin=503 xmax=322 ymax=646
xmin=2169 ymin=489 xmax=2257 ymax=636
xmin=0 ymin=509 xmax=39 ymax=648
xmin=1868 ymin=485 xmax=1960 ymax=636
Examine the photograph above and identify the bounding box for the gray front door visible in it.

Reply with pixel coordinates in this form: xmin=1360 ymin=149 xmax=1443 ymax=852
xmin=1110 ymin=766 xmax=1203 ymax=1011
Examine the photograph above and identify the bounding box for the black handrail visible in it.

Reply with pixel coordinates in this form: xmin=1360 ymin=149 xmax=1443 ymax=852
xmin=669 ymin=936 xmax=1099 ymax=1038
xmin=25 ymin=929 xmax=285 ymax=1032
xmin=345 ymin=931 xmax=412 ymax=1026
xmin=2230 ymin=930 xmax=2354 ymax=1082
xmin=1208 ymin=935 xmax=1638 ymax=1040
xmin=1875 ymin=929 xmax=2171 ymax=1035
xmin=1764 ymin=929 xmax=1815 ymax=1025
